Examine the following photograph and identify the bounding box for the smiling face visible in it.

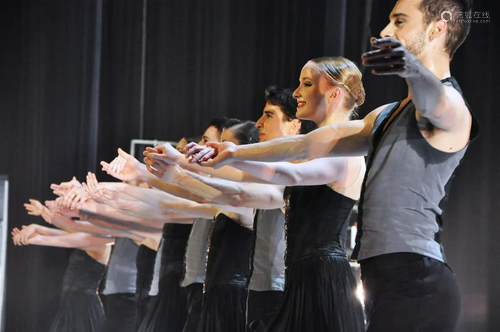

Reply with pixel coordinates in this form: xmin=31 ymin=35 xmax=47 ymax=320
xmin=293 ymin=61 xmax=332 ymax=125
xmin=255 ymin=102 xmax=300 ymax=141
xmin=380 ymin=0 xmax=432 ymax=59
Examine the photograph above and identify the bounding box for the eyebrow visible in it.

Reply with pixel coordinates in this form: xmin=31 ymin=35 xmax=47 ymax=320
xmin=264 ymin=110 xmax=275 ymax=115
xmin=391 ymin=13 xmax=408 ymax=19
xmin=202 ymin=136 xmax=209 ymax=141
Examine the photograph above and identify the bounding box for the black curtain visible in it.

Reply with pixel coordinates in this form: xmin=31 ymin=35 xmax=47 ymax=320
xmin=1 ymin=0 xmax=498 ymax=331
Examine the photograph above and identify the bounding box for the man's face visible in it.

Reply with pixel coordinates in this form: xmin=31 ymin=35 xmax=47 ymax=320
xmin=380 ymin=0 xmax=431 ymax=58
xmin=198 ymin=125 xmax=221 ymax=145
xmin=255 ymin=102 xmax=300 ymax=141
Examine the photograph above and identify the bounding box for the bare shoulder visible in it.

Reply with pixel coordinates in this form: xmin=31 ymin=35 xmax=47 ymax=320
xmin=362 ymin=103 xmax=393 ymax=131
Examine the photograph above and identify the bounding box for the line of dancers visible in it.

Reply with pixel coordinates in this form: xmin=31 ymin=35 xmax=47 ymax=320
xmin=12 ymin=0 xmax=479 ymax=331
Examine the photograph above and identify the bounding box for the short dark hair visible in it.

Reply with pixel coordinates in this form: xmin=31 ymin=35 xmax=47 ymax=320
xmin=225 ymin=121 xmax=260 ymax=145
xmin=264 ymin=86 xmax=298 ymax=121
xmin=419 ymin=0 xmax=472 ymax=59
xmin=299 ymin=120 xmax=318 ymax=134
xmin=209 ymin=117 xmax=241 ymax=135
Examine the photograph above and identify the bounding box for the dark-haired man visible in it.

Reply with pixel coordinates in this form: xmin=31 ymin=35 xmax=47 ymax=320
xmin=144 ymin=86 xmax=315 ymax=332
xmin=195 ymin=1 xmax=478 ymax=331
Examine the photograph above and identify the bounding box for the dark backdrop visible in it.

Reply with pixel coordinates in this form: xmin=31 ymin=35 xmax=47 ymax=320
xmin=0 ymin=0 xmax=498 ymax=331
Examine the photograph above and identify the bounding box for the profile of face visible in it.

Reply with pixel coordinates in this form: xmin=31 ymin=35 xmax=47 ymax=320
xmin=255 ymin=102 xmax=300 ymax=141
xmin=176 ymin=138 xmax=188 ymax=153
xmin=198 ymin=125 xmax=221 ymax=146
xmin=380 ymin=0 xmax=432 ymax=58
xmin=293 ymin=61 xmax=332 ymax=124
xmin=220 ymin=128 xmax=240 ymax=145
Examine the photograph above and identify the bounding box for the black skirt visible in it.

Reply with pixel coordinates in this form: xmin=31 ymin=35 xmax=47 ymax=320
xmin=49 ymin=291 xmax=105 ymax=332
xmin=265 ymin=255 xmax=365 ymax=332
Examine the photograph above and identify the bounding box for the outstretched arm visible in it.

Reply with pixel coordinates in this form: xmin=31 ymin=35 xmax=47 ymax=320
xmin=119 ymin=185 xmax=218 ymax=219
xmin=27 ymin=231 xmax=113 ymax=250
xmin=362 ymin=37 xmax=471 ymax=133
xmin=83 ymin=174 xmax=212 ymax=220
xmin=181 ymin=111 xmax=380 ymax=169
xmin=229 ymin=157 xmax=351 ymax=186
xmin=101 ymin=149 xmax=207 ymax=202
xmin=42 ymin=207 xmax=147 ymax=239
xmin=175 ymin=168 xmax=285 ymax=209
xmin=143 ymin=143 xmax=270 ymax=183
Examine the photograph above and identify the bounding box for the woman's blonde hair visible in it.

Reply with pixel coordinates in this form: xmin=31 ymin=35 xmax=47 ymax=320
xmin=311 ymin=56 xmax=365 ymax=115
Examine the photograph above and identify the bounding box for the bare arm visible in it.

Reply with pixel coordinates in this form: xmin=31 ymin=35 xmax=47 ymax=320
xmin=182 ymin=110 xmax=381 ymax=170
xmin=12 ymin=225 xmax=114 ymax=250
xmin=119 ymin=185 xmax=218 ymax=219
xmin=230 ymin=157 xmax=350 ymax=186
xmin=175 ymin=168 xmax=285 ymax=209
xmin=44 ymin=210 xmax=143 ymax=238
xmin=100 ymin=149 xmax=208 ymax=202
xmin=29 ymin=232 xmax=114 ymax=250
xmin=27 ymin=224 xmax=68 ymax=236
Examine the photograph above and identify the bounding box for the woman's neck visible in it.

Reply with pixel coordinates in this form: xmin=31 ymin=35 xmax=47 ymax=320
xmin=317 ymin=108 xmax=349 ymax=127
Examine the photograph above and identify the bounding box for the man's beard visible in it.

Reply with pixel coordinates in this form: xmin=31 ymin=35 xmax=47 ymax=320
xmin=406 ymin=32 xmax=426 ymax=56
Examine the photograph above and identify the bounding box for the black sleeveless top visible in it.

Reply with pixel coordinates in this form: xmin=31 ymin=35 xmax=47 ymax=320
xmin=204 ymin=213 xmax=253 ymax=288
xmin=62 ymin=249 xmax=105 ymax=294
xmin=283 ymin=185 xmax=356 ymax=267
xmin=160 ymin=223 xmax=193 ymax=278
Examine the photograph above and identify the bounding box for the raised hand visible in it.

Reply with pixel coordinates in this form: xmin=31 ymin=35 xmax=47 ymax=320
xmin=46 ymin=199 xmax=80 ymax=218
xmin=101 ymin=148 xmax=146 ymax=182
xmin=144 ymin=158 xmax=179 ymax=182
xmin=24 ymin=199 xmax=45 ymax=216
xmin=50 ymin=176 xmax=82 ymax=197
xmin=41 ymin=206 xmax=55 ymax=224
xmin=144 ymin=142 xmax=185 ymax=165
xmin=62 ymin=186 xmax=89 ymax=210
xmin=184 ymin=143 xmax=218 ymax=164
xmin=362 ymin=37 xmax=421 ymax=78
xmin=84 ymin=172 xmax=122 ymax=208
xmin=12 ymin=224 xmax=38 ymax=245
xmin=188 ymin=141 xmax=238 ymax=168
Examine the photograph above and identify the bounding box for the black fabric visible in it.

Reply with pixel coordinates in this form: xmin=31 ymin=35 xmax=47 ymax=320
xmin=137 ymin=223 xmax=192 ymax=332
xmin=49 ymin=250 xmax=105 ymax=332
xmin=247 ymin=290 xmax=284 ymax=332
xmin=134 ymin=245 xmax=157 ymax=329
xmin=197 ymin=214 xmax=253 ymax=332
xmin=266 ymin=185 xmax=365 ymax=332
xmin=182 ymin=283 xmax=204 ymax=332
xmin=361 ymin=253 xmax=461 ymax=332
xmin=1 ymin=1 xmax=498 ymax=331
xmin=99 ymin=293 xmax=137 ymax=332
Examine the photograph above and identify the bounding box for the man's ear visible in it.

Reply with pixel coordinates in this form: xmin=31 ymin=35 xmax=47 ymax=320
xmin=429 ymin=19 xmax=447 ymax=41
